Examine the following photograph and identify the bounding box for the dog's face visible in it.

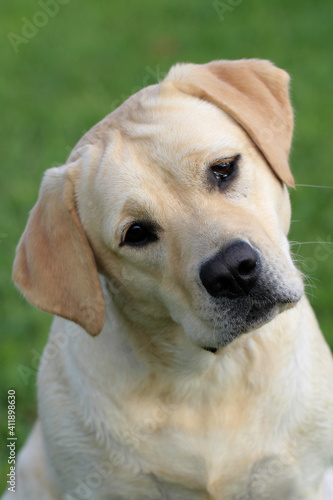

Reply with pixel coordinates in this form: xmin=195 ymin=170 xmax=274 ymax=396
xmin=13 ymin=59 xmax=304 ymax=350
xmin=75 ymin=83 xmax=303 ymax=350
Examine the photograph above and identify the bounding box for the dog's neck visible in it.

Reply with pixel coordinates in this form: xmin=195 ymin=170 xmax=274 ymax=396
xmin=105 ymin=276 xmax=212 ymax=372
xmin=97 ymin=276 xmax=304 ymax=407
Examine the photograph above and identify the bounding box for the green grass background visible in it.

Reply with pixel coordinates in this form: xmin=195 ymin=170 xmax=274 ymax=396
xmin=1 ymin=0 xmax=333 ymax=490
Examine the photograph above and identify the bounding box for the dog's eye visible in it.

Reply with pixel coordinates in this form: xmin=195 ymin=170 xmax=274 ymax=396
xmin=211 ymin=156 xmax=239 ymax=185
xmin=122 ymin=223 xmax=158 ymax=247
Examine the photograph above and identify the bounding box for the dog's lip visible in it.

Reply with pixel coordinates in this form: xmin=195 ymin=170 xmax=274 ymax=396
xmin=245 ymin=295 xmax=300 ymax=322
xmin=201 ymin=302 xmax=276 ymax=352
xmin=246 ymin=300 xmax=276 ymax=319
xmin=197 ymin=295 xmax=302 ymax=351
xmin=202 ymin=346 xmax=218 ymax=354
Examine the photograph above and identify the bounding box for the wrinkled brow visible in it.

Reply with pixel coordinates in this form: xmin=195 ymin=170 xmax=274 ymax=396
xmin=120 ymin=198 xmax=157 ymax=221
xmin=180 ymin=141 xmax=240 ymax=169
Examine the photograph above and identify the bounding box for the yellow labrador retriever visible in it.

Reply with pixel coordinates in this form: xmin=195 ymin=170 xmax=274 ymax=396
xmin=4 ymin=59 xmax=333 ymax=499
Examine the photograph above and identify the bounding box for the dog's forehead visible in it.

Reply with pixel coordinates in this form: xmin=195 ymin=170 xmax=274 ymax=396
xmin=114 ymin=81 xmax=248 ymax=176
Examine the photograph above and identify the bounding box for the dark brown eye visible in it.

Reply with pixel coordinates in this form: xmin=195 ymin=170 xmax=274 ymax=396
xmin=211 ymin=155 xmax=239 ymax=185
xmin=122 ymin=223 xmax=158 ymax=247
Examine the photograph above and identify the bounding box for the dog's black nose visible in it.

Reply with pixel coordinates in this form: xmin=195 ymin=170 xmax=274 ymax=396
xmin=199 ymin=241 xmax=261 ymax=298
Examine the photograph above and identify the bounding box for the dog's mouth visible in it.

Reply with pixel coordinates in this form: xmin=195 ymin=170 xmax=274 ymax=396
xmin=245 ymin=300 xmax=279 ymax=327
xmin=200 ymin=297 xmax=298 ymax=353
xmin=202 ymin=346 xmax=218 ymax=354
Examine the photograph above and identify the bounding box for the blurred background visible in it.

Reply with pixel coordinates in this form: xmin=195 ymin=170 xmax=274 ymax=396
xmin=1 ymin=0 xmax=333 ymax=487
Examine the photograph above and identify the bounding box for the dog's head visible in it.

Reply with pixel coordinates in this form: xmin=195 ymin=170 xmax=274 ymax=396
xmin=13 ymin=59 xmax=304 ymax=350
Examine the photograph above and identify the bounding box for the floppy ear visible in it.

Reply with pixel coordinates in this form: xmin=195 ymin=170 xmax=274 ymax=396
xmin=167 ymin=59 xmax=294 ymax=187
xmin=12 ymin=163 xmax=105 ymax=336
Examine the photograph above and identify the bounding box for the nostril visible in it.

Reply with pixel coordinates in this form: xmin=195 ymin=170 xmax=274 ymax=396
xmin=238 ymin=258 xmax=257 ymax=276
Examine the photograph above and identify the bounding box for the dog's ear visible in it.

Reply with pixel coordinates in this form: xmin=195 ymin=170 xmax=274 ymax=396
xmin=167 ymin=59 xmax=294 ymax=187
xmin=12 ymin=163 xmax=105 ymax=336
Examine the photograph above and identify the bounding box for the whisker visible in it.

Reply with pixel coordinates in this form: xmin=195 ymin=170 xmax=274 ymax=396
xmin=305 ymin=276 xmax=321 ymax=283
xmin=289 ymin=241 xmax=333 ymax=246
xmin=295 ymin=184 xmax=333 ymax=189
xmin=304 ymin=283 xmax=317 ymax=290
xmin=305 ymin=289 xmax=317 ymax=300
xmin=303 ymin=278 xmax=318 ymax=288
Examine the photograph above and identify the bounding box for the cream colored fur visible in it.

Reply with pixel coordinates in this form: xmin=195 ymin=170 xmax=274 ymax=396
xmin=3 ymin=59 xmax=333 ymax=499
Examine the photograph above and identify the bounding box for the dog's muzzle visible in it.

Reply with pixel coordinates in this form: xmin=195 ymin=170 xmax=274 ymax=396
xmin=195 ymin=239 xmax=302 ymax=352
xmin=198 ymin=240 xmax=271 ymax=353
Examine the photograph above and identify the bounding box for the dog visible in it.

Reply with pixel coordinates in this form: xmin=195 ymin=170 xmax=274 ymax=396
xmin=3 ymin=59 xmax=333 ymax=499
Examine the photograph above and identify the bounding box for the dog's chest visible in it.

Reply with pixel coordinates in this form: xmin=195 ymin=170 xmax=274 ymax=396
xmin=99 ymin=396 xmax=300 ymax=500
